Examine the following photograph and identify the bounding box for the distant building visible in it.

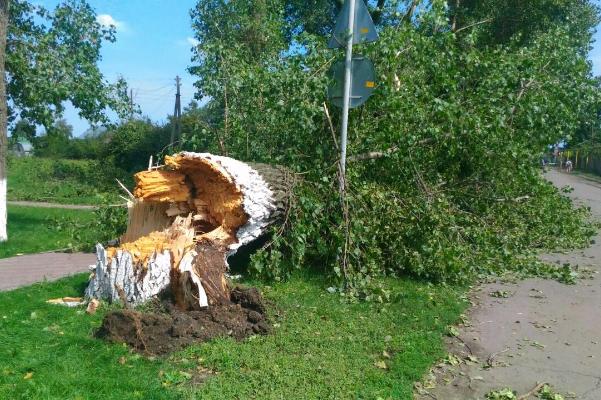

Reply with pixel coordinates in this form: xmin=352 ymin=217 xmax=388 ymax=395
xmin=10 ymin=139 xmax=33 ymax=157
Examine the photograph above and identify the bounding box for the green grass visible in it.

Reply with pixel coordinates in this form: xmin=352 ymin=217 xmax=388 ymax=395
xmin=571 ymin=169 xmax=601 ymax=184
xmin=0 ymin=273 xmax=466 ymax=399
xmin=1 ymin=206 xmax=94 ymax=259
xmin=7 ymin=156 xmax=121 ymax=205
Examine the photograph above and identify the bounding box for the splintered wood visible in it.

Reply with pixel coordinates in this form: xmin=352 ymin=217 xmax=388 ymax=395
xmin=86 ymin=152 xmax=288 ymax=311
xmin=113 ymin=215 xmax=195 ymax=267
xmin=165 ymin=155 xmax=248 ymax=232
xmin=133 ymin=170 xmax=190 ymax=202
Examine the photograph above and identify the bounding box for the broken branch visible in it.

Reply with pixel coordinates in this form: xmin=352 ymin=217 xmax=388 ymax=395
xmin=115 ymin=178 xmax=135 ymax=200
xmin=454 ymin=18 xmax=493 ymax=34
xmin=347 ymin=136 xmax=442 ymax=163
xmin=517 ymin=382 xmax=547 ymax=400
xmin=323 ymin=102 xmax=339 ymax=151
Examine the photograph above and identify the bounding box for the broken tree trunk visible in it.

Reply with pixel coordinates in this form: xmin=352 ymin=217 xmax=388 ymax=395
xmin=86 ymin=152 xmax=293 ymax=309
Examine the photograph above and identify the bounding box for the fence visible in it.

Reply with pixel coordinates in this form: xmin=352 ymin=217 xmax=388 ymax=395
xmin=560 ymin=149 xmax=601 ymax=176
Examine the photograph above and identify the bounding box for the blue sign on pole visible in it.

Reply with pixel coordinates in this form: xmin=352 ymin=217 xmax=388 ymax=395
xmin=327 ymin=56 xmax=376 ymax=109
xmin=328 ymin=0 xmax=379 ymax=194
xmin=328 ymin=0 xmax=379 ymax=49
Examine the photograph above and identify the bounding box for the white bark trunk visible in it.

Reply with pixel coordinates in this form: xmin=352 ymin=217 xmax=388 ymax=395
xmin=0 ymin=177 xmax=6 ymax=241
xmin=85 ymin=244 xmax=172 ymax=305
xmin=0 ymin=0 xmax=8 ymax=243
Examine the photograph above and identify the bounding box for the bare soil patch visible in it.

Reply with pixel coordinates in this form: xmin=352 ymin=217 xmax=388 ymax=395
xmin=96 ymin=287 xmax=270 ymax=355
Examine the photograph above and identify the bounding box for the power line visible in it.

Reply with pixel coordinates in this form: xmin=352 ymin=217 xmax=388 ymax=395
xmin=135 ymin=93 xmax=176 ymax=101
xmin=134 ymin=84 xmax=174 ymax=94
xmin=144 ymin=97 xmax=174 ymax=119
xmin=129 ymin=88 xmax=134 ymax=119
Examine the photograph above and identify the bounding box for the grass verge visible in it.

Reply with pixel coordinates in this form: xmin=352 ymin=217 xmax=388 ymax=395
xmin=0 ymin=206 xmax=94 ymax=259
xmin=571 ymin=169 xmax=601 ymax=185
xmin=7 ymin=156 xmax=121 ymax=205
xmin=0 ymin=273 xmax=466 ymax=399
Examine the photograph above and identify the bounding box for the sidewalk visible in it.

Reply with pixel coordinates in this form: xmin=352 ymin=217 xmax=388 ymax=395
xmin=0 ymin=252 xmax=96 ymax=291
xmin=418 ymin=169 xmax=601 ymax=399
xmin=7 ymin=201 xmax=95 ymax=210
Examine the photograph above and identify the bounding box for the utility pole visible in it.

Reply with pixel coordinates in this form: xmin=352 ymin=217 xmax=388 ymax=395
xmin=129 ymin=89 xmax=134 ymax=120
xmin=170 ymin=75 xmax=182 ymax=149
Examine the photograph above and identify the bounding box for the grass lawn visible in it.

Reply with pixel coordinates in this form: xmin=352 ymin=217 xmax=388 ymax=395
xmin=0 ymin=273 xmax=466 ymax=399
xmin=7 ymin=156 xmax=121 ymax=205
xmin=0 ymin=206 xmax=94 ymax=259
xmin=571 ymin=169 xmax=601 ymax=184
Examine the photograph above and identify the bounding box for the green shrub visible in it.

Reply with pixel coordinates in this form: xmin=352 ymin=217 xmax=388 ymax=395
xmin=7 ymin=156 xmax=125 ymax=205
xmin=102 ymin=119 xmax=171 ymax=173
xmin=68 ymin=201 xmax=128 ymax=252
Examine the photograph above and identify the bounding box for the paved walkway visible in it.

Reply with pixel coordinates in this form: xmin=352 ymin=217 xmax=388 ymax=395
xmin=419 ymin=169 xmax=601 ymax=399
xmin=0 ymin=252 xmax=96 ymax=291
xmin=7 ymin=200 xmax=95 ymax=210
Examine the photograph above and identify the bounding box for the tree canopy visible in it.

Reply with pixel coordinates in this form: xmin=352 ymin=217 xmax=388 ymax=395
xmin=7 ymin=0 xmax=130 ymax=129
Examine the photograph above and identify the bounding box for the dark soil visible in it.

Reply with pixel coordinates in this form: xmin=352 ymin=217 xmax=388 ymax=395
xmin=96 ymin=287 xmax=270 ymax=355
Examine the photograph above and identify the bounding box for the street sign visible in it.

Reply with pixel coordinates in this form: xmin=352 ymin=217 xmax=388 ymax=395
xmin=328 ymin=0 xmax=379 ymax=49
xmin=328 ymin=0 xmax=379 ymax=195
xmin=327 ymin=56 xmax=375 ymax=109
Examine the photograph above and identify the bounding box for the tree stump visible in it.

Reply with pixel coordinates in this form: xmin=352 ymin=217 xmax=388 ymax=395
xmin=85 ymin=152 xmax=293 ymax=309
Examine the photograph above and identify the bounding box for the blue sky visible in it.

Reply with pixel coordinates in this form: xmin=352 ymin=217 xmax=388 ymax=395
xmin=38 ymin=0 xmax=200 ymax=135
xmin=37 ymin=0 xmax=601 ymax=136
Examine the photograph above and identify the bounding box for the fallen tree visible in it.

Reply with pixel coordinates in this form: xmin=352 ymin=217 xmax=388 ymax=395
xmin=85 ymin=152 xmax=293 ymax=309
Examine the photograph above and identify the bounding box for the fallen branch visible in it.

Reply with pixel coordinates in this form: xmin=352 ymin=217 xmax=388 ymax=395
xmin=517 ymin=382 xmax=547 ymax=400
xmin=454 ymin=18 xmax=493 ymax=34
xmin=347 ymin=136 xmax=444 ymax=163
xmin=509 ymin=61 xmax=551 ymax=121
xmin=323 ymin=102 xmax=339 ymax=151
xmin=486 ymin=347 xmax=510 ymax=368
xmin=347 ymin=146 xmax=400 ymax=162
xmin=115 ymin=179 xmax=134 ymax=200
xmin=495 ymin=195 xmax=530 ymax=203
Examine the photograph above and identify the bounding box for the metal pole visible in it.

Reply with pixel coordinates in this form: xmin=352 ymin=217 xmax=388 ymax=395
xmin=339 ymin=0 xmax=355 ymax=195
xmin=175 ymin=75 xmax=182 ymax=140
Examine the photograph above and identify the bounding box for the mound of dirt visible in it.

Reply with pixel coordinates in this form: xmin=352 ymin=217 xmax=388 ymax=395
xmin=96 ymin=287 xmax=270 ymax=355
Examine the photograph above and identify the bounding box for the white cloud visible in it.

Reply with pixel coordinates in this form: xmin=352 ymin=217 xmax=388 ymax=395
xmin=187 ymin=37 xmax=200 ymax=47
xmin=176 ymin=37 xmax=201 ymax=48
xmin=96 ymin=14 xmax=126 ymax=32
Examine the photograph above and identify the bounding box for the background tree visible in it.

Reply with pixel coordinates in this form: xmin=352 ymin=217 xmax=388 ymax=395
xmin=8 ymin=118 xmax=34 ymax=144
xmin=0 ymin=0 xmax=130 ymax=242
xmin=450 ymin=0 xmax=599 ymax=49
xmin=102 ymin=119 xmax=170 ymax=174
xmin=34 ymin=118 xmax=74 ymax=158
xmin=7 ymin=0 xmax=130 ymax=127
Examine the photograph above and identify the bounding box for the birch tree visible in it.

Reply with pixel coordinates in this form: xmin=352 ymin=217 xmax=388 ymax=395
xmin=0 ymin=0 xmax=8 ymax=242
